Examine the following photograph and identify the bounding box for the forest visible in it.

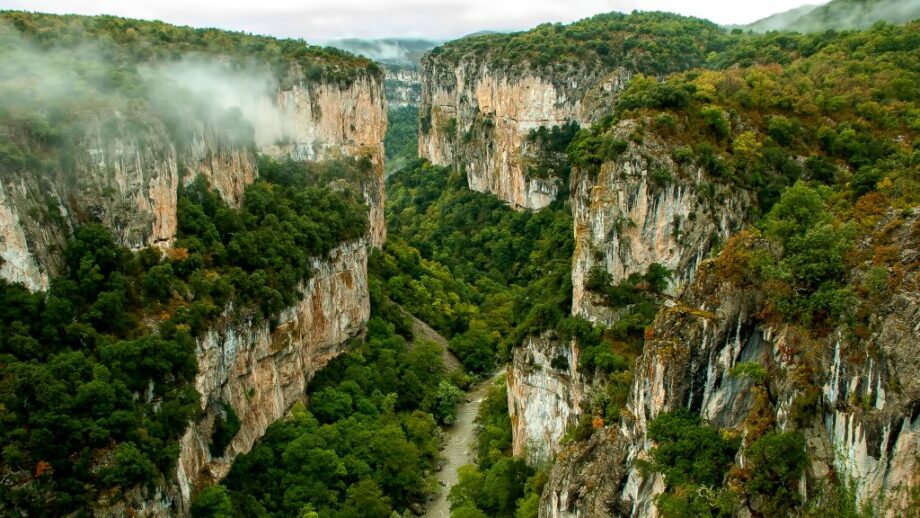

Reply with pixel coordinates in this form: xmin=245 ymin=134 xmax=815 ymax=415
xmin=1 ymin=3 xmax=919 ymax=518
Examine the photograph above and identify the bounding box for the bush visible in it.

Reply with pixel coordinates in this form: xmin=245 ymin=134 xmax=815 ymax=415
xmin=744 ymin=431 xmax=807 ymax=515
xmin=645 ymin=409 xmax=739 ymax=488
xmin=209 ymin=403 xmax=241 ymax=457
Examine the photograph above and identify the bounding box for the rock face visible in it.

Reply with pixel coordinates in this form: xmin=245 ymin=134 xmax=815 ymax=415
xmin=176 ymin=239 xmax=370 ymax=504
xmin=539 ymin=428 xmax=628 ymax=518
xmin=0 ymin=72 xmax=387 ymax=293
xmin=507 ymin=119 xmax=750 ymax=477
xmin=543 ymin=212 xmax=920 ymax=517
xmin=383 ymin=65 xmax=422 ymax=107
xmin=260 ymin=74 xmax=388 ymax=247
xmin=418 ymin=55 xmax=630 ymax=209
xmin=1 ymin=69 xmax=386 ymax=515
xmin=507 ymin=334 xmax=584 ymax=464
xmin=571 ymin=119 xmax=750 ymax=325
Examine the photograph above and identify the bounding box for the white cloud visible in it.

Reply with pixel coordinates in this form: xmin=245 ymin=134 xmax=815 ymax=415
xmin=4 ymin=0 xmax=830 ymax=40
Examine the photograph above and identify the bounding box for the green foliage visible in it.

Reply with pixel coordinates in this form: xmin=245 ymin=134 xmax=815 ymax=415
xmin=645 ymin=409 xmax=740 ymax=489
xmin=175 ymin=158 xmax=367 ymax=324
xmin=447 ymin=378 xmax=543 ymax=518
xmin=744 ymin=431 xmax=807 ymax=515
xmin=700 ymin=106 xmax=730 ymax=139
xmin=522 ymin=121 xmax=580 ymax=182
xmin=429 ymin=12 xmax=733 ymax=77
xmin=209 ymin=404 xmax=242 ymax=457
xmin=385 ymin=162 xmax=574 ymax=369
xmin=216 ymin=305 xmax=451 ymax=515
xmin=384 ymin=106 xmax=419 ymax=174
xmin=0 ymin=227 xmax=200 ymax=513
xmin=0 ymin=155 xmax=368 ymax=513
xmin=729 ymin=362 xmax=768 ymax=384
xmin=759 ymin=182 xmax=855 ymax=325
xmin=191 ymin=486 xmax=234 ymax=518
xmin=1 ymin=11 xmax=377 ymax=86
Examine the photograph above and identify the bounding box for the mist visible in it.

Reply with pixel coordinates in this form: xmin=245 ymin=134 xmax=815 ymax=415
xmin=0 ymin=24 xmax=292 ymax=153
xmin=140 ymin=58 xmax=290 ymax=148
xmin=786 ymin=0 xmax=920 ymax=32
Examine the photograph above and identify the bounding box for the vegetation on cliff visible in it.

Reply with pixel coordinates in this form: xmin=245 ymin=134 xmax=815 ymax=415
xmin=427 ymin=12 xmax=730 ymax=76
xmin=384 ymin=106 xmax=420 ymax=174
xmin=207 ymin=294 xmax=457 ymax=516
xmin=569 ymin=21 xmax=918 ymax=216
xmin=0 ymin=157 xmax=367 ymax=514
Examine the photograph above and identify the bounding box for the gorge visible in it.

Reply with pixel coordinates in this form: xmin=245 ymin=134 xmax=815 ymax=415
xmin=1 ymin=2 xmax=919 ymax=518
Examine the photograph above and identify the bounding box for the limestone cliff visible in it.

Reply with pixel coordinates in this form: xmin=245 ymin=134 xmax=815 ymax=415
xmin=383 ymin=65 xmax=422 ymax=107
xmin=0 ymin=66 xmax=386 ymax=515
xmin=542 ymin=211 xmax=920 ymax=517
xmin=176 ymin=239 xmax=370 ymax=504
xmin=418 ymin=53 xmax=630 ymax=209
xmin=0 ymin=72 xmax=387 ymax=293
xmin=507 ymin=334 xmax=584 ymax=464
xmin=571 ymin=119 xmax=750 ymax=325
xmin=260 ymin=73 xmax=388 ymax=246
xmin=507 ymin=118 xmax=750 ymax=474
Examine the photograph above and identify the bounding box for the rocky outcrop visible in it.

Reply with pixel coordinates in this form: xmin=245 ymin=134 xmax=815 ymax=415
xmin=418 ymin=55 xmax=630 ymax=209
xmin=176 ymin=239 xmax=370 ymax=504
xmin=383 ymin=65 xmax=422 ymax=107
xmin=0 ymin=72 xmax=387 ymax=293
xmin=260 ymin=74 xmax=388 ymax=247
xmin=544 ymin=210 xmax=920 ymax=517
xmin=507 ymin=334 xmax=584 ymax=464
xmin=571 ymin=119 xmax=750 ymax=325
xmin=539 ymin=428 xmax=628 ymax=518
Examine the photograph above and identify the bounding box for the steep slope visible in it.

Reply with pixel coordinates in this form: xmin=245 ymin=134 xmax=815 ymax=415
xmin=539 ymin=21 xmax=919 ymax=516
xmin=0 ymin=12 xmax=387 ymax=295
xmin=0 ymin=12 xmax=386 ymax=516
xmin=544 ymin=208 xmax=920 ymax=516
xmin=418 ymin=12 xmax=730 ymax=209
xmin=746 ymin=0 xmax=920 ymax=32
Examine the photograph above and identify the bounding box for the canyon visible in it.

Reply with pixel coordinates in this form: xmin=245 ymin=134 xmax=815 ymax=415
xmin=0 ymin=60 xmax=387 ymax=514
xmin=3 ymin=5 xmax=919 ymax=518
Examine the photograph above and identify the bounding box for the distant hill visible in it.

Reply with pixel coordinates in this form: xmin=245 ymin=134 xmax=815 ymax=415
xmin=740 ymin=4 xmax=821 ymax=32
xmin=744 ymin=0 xmax=920 ymax=32
xmin=326 ymin=38 xmax=440 ymax=67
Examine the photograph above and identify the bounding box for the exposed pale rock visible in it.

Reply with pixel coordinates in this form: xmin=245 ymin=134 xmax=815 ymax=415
xmin=543 ymin=211 xmax=920 ymax=517
xmin=507 ymin=334 xmax=584 ymax=464
xmin=261 ymin=75 xmax=388 ymax=247
xmin=571 ymin=119 xmax=749 ymax=325
xmin=418 ymin=59 xmax=630 ymax=209
xmin=176 ymin=239 xmax=370 ymax=504
xmin=0 ymin=180 xmax=47 ymax=290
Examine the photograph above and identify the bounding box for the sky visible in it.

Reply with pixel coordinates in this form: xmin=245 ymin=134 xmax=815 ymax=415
xmin=4 ymin=1 xmax=831 ymax=41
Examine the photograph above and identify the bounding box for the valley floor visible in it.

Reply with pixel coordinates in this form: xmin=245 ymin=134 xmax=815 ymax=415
xmin=425 ymin=374 xmax=500 ymax=517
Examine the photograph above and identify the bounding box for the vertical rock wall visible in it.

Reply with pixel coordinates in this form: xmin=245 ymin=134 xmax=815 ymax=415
xmin=542 ymin=212 xmax=920 ymax=517
xmin=571 ymin=119 xmax=750 ymax=325
xmin=175 ymin=239 xmax=370 ymax=504
xmin=506 ymin=334 xmax=584 ymax=464
xmin=418 ymin=57 xmax=630 ymax=209
xmin=0 ymin=72 xmax=388 ymax=294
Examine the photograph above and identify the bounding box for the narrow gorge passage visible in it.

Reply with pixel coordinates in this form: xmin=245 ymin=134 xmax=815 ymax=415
xmin=425 ymin=374 xmax=499 ymax=517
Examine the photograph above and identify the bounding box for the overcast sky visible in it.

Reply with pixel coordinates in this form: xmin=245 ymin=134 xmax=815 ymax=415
xmin=5 ymin=1 xmax=830 ymax=41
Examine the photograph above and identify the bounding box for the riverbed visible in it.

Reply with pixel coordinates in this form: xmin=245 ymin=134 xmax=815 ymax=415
xmin=423 ymin=375 xmax=498 ymax=517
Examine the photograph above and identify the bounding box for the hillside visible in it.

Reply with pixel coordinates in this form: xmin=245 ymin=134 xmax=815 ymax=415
xmin=2 ymin=5 xmax=920 ymax=518
xmin=0 ymin=11 xmax=387 ymax=516
xmin=746 ymin=0 xmax=920 ymax=32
